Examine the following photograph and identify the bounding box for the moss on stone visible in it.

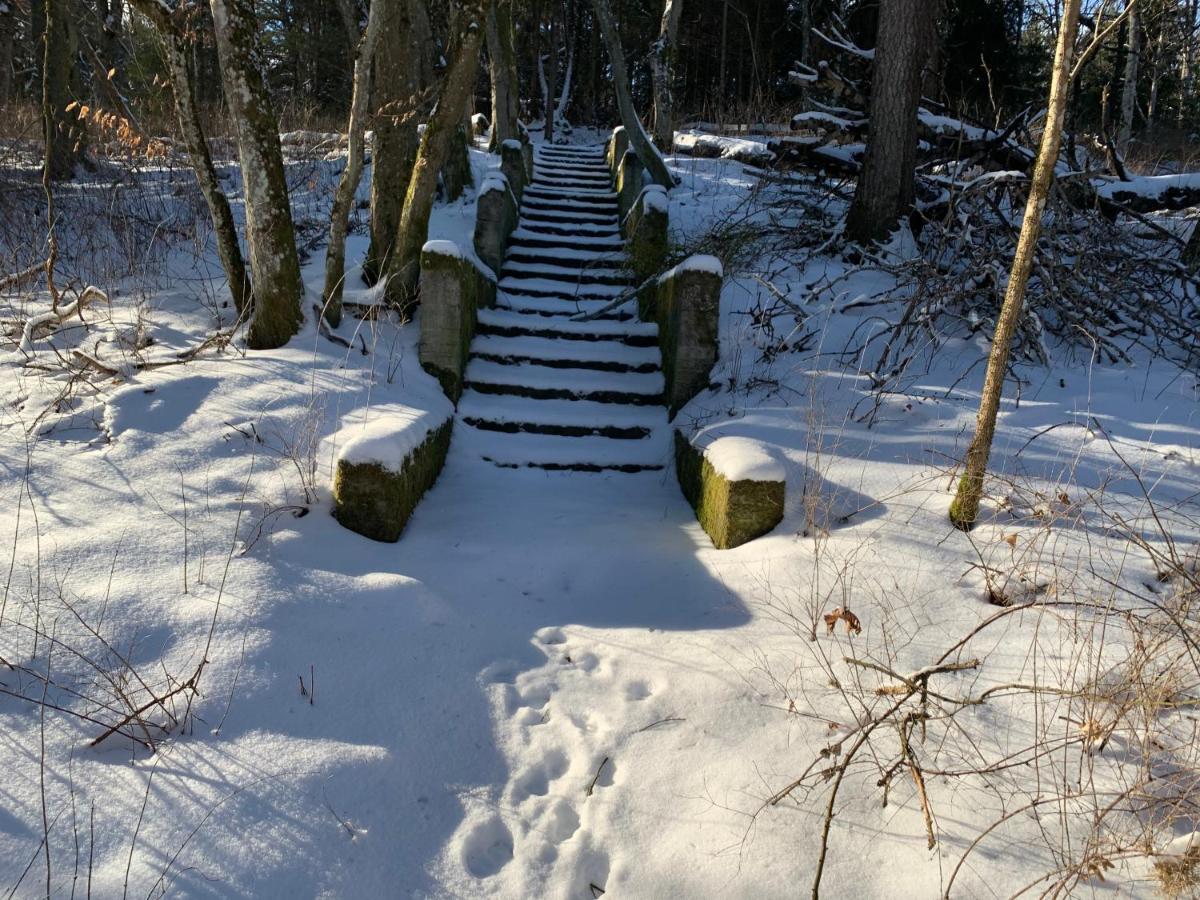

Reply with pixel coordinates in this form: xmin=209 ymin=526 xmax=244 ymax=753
xmin=333 ymin=418 xmax=454 ymax=542
xmin=674 ymin=430 xmax=784 ymax=549
xmin=657 ymin=268 xmax=721 ymax=415
xmin=418 ymin=244 xmax=496 ymax=402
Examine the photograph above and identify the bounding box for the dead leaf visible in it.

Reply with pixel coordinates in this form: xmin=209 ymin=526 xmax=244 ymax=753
xmin=1002 ymin=533 xmax=1017 ymax=547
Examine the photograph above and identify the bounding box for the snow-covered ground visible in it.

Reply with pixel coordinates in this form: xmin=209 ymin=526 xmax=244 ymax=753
xmin=1 ymin=139 xmax=1198 ymax=899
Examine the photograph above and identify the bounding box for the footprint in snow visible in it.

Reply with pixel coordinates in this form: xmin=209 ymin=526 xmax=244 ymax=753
xmin=512 ymin=748 xmax=569 ymax=800
xmin=462 ymin=817 xmax=514 ymax=878
xmin=624 ymin=680 xmax=652 ymax=701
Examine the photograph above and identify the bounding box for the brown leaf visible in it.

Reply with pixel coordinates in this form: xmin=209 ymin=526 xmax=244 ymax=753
xmin=1002 ymin=533 xmax=1017 ymax=547
xmin=824 ymin=607 xmax=862 ymax=636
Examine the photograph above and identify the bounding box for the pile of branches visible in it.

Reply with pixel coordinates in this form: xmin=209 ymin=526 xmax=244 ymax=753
xmin=838 ymin=170 xmax=1200 ymax=378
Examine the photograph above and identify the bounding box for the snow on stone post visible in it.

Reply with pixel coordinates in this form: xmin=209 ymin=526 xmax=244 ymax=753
xmin=606 ymin=125 xmax=629 ymax=179
xmin=655 ymin=255 xmax=723 ymax=416
xmin=474 ymin=174 xmax=519 ymax=276
xmin=615 ymin=149 xmax=646 ymax=221
xmin=418 ymin=240 xmax=497 ymax=403
xmin=625 ymin=185 xmax=670 ymax=318
xmin=332 ymin=408 xmax=454 ymax=543
xmin=674 ymin=432 xmax=785 ymax=549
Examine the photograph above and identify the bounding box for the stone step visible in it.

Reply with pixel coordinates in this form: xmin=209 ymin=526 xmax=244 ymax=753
xmin=522 ymin=195 xmax=620 ymax=213
xmin=524 ymin=185 xmax=618 ymax=200
xmin=501 ymin=260 xmax=633 ymax=286
xmin=476 ymin=308 xmax=658 ymax=346
xmin=454 ymin=424 xmax=669 ymax=472
xmin=465 ymin=358 xmax=663 ymax=404
xmin=528 ymin=178 xmax=620 ymax=194
xmin=494 ymin=294 xmax=635 ymax=321
xmin=509 ymin=231 xmax=625 ymax=251
xmin=498 ymin=277 xmax=626 ymax=299
xmin=505 ymin=246 xmax=626 ymax=266
xmin=520 ymin=208 xmax=620 ymax=226
xmin=514 ymin=221 xmax=622 ymax=238
xmin=471 ymin=335 xmax=659 ymax=374
xmin=458 ymin=392 xmax=666 ymax=440
xmin=533 ymin=168 xmax=611 ymax=182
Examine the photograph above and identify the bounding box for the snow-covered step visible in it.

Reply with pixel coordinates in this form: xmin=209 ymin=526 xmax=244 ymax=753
xmin=499 ymin=277 xmax=626 ymax=298
xmin=496 ymin=295 xmax=633 ymax=321
xmin=522 ymin=194 xmax=619 ymax=211
xmin=510 ymin=229 xmax=625 ymax=249
xmin=458 ymin=392 xmax=667 ymax=439
xmin=533 ymin=167 xmax=611 ymax=181
xmin=465 ymin=358 xmax=663 ymax=403
xmin=531 ymin=174 xmax=612 ymax=187
xmin=515 ymin=221 xmax=622 ymax=238
xmin=454 ymin=425 xmax=669 ymax=472
xmin=471 ymin=333 xmax=660 ymax=369
xmin=477 ymin=307 xmax=657 ymax=344
xmin=525 ymin=185 xmax=618 ymax=200
xmin=520 ymin=209 xmax=620 ymax=227
xmin=501 ymin=260 xmax=633 ymax=286
xmin=505 ymin=245 xmax=626 ymax=265
xmin=537 ymin=148 xmax=606 ymax=160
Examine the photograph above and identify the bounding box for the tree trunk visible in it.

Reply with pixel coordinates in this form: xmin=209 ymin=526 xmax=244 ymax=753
xmin=486 ymin=1 xmax=520 ymax=150
xmin=1118 ymin=0 xmax=1140 ymax=151
xmin=365 ymin=0 xmax=429 ymax=285
xmin=949 ymin=0 xmax=1081 ymax=532
xmin=718 ymin=0 xmax=728 ymax=124
xmin=650 ymin=0 xmax=683 ymax=152
xmin=1185 ymin=217 xmax=1200 ymax=271
xmin=384 ymin=0 xmax=489 ymax=305
xmin=554 ymin=20 xmax=574 ymax=126
xmin=210 ymin=0 xmax=304 ymax=350
xmin=129 ymin=0 xmax=250 ymax=312
xmin=323 ymin=0 xmax=383 ymax=326
xmin=844 ymin=0 xmax=940 ymax=243
xmin=0 ymin=4 xmax=14 ymax=106
xmin=588 ymin=0 xmax=673 ymax=188
xmin=42 ymin=0 xmax=85 ymax=181
xmin=544 ymin=12 xmax=558 ymax=141
xmin=97 ymin=0 xmax=126 ymax=89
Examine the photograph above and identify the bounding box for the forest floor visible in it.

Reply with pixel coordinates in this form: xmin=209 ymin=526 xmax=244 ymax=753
xmin=0 ymin=133 xmax=1198 ymax=898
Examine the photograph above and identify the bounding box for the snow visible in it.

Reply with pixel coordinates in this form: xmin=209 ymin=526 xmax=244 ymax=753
xmin=659 ymin=253 xmax=724 ymax=284
xmin=673 ymin=130 xmax=776 ymax=165
xmin=2 ymin=135 xmax=1199 ymax=900
xmin=423 ymin=238 xmax=497 ymax=282
xmin=335 ymin=404 xmax=452 ymax=472
xmin=1093 ymin=171 xmax=1200 ymax=200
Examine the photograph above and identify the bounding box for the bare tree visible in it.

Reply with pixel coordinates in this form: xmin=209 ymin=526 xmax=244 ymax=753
xmin=41 ymin=0 xmax=86 ymax=181
xmin=486 ymin=0 xmax=521 ymax=150
xmin=1118 ymin=0 xmax=1141 ymax=151
xmin=0 ymin=2 xmax=15 ymax=106
xmin=210 ymin=0 xmax=304 ymax=349
xmin=650 ymin=0 xmax=684 ymax=152
xmin=588 ymin=0 xmax=673 ymax=188
xmin=384 ymin=0 xmax=490 ymax=303
xmin=949 ymin=0 xmax=1082 ymax=531
xmin=128 ymin=0 xmax=250 ymax=312
xmin=364 ymin=0 xmax=431 ymax=285
xmin=844 ymin=0 xmax=940 ymax=243
xmin=323 ymin=0 xmax=383 ymax=326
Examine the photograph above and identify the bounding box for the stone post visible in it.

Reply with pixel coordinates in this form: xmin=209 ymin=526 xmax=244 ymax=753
xmin=418 ymin=240 xmax=497 ymax=402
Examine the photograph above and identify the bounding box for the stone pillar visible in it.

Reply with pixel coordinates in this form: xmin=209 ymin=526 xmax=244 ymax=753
xmin=625 ymin=185 xmax=670 ymax=318
xmin=615 ymin=149 xmax=645 ymax=221
xmin=500 ymin=139 xmax=528 ymax=202
xmin=418 ymin=240 xmax=497 ymax=402
xmin=655 ymin=256 xmax=722 ymax=416
xmin=474 ymin=173 xmax=519 ymax=276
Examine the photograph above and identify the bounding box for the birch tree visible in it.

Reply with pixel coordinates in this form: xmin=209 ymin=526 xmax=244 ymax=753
xmin=323 ymin=0 xmax=383 ymax=326
xmin=384 ymin=0 xmax=490 ymax=304
xmin=128 ymin=0 xmax=250 ymax=313
xmin=650 ymin=0 xmax=684 ymax=152
xmin=210 ymin=0 xmax=304 ymax=349
xmin=949 ymin=0 xmax=1082 ymax=531
xmin=1118 ymin=0 xmax=1141 ymax=150
xmin=844 ymin=0 xmax=940 ymax=243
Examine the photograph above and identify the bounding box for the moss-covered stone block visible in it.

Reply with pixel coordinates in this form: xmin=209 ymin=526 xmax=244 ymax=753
xmin=418 ymin=241 xmax=497 ymax=402
xmin=674 ymin=430 xmax=784 ymax=549
xmin=655 ymin=257 xmax=722 ymax=416
xmin=616 ymin=149 xmax=646 ymax=221
xmin=607 ymin=126 xmax=629 ymax=178
xmin=625 ymin=187 xmax=670 ymax=317
xmin=333 ymin=419 xmax=453 ymax=542
xmin=474 ymin=175 xmax=518 ymax=276
xmin=500 ymin=140 xmax=528 ymax=202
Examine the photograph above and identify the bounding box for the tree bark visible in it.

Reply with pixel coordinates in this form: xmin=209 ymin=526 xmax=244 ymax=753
xmin=0 ymin=4 xmax=14 ymax=106
xmin=210 ymin=0 xmax=304 ymax=350
xmin=42 ymin=0 xmax=85 ymax=181
xmin=544 ymin=11 xmax=558 ymax=141
xmin=486 ymin=1 xmax=520 ymax=150
xmin=1118 ymin=0 xmax=1140 ymax=151
xmin=844 ymin=0 xmax=940 ymax=243
xmin=128 ymin=0 xmax=250 ymax=313
xmin=384 ymin=0 xmax=489 ymax=305
xmin=649 ymin=0 xmax=683 ymax=152
xmin=365 ymin=0 xmax=429 ymax=285
xmin=588 ymin=0 xmax=673 ymax=188
xmin=323 ymin=0 xmax=383 ymax=326
xmin=1185 ymin=216 xmax=1200 ymax=271
xmin=949 ymin=0 xmax=1082 ymax=531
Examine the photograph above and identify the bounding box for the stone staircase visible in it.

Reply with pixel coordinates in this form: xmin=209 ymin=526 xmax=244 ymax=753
xmin=455 ymin=144 xmax=669 ymax=473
